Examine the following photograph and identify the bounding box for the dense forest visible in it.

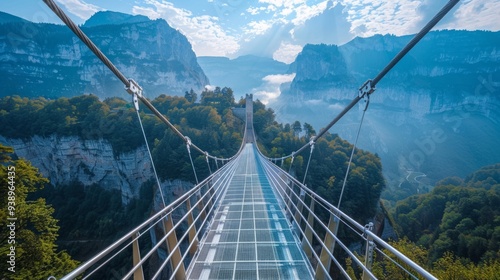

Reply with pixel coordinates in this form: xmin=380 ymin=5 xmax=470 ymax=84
xmin=389 ymin=164 xmax=500 ymax=264
xmin=1 ymin=88 xmax=499 ymax=278
xmin=0 ymin=88 xmax=385 ymax=270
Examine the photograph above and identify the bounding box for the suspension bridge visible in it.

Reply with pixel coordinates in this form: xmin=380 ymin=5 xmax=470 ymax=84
xmin=42 ymin=0 xmax=463 ymax=279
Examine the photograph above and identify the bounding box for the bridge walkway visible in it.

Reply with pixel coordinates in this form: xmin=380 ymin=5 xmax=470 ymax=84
xmin=186 ymin=143 xmax=313 ymax=279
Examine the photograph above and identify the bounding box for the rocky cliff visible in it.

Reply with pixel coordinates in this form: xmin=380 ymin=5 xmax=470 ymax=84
xmin=272 ymin=30 xmax=500 ymax=188
xmin=1 ymin=135 xmax=154 ymax=203
xmin=284 ymin=30 xmax=499 ymax=107
xmin=0 ymin=11 xmax=209 ymax=99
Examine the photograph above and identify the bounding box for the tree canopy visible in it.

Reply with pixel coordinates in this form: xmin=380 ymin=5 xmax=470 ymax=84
xmin=0 ymin=144 xmax=78 ymax=279
xmin=391 ymin=163 xmax=500 ymax=264
xmin=0 ymin=92 xmax=244 ymax=183
xmin=253 ymin=102 xmax=386 ymax=225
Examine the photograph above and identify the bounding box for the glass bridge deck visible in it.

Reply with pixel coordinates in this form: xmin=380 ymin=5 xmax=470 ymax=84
xmin=187 ymin=144 xmax=313 ymax=280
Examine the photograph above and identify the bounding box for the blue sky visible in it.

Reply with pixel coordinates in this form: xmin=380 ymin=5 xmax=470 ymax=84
xmin=2 ymin=0 xmax=499 ymax=63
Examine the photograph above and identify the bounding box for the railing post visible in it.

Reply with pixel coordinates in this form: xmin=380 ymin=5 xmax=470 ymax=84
xmin=362 ymin=222 xmax=375 ymax=280
xmin=302 ymin=198 xmax=315 ymax=258
xmin=196 ymin=190 xmax=207 ymax=221
xmin=186 ymin=198 xmax=199 ymax=257
xmin=285 ymin=182 xmax=294 ymax=220
xmin=132 ymin=232 xmax=144 ymax=280
xmin=293 ymin=189 xmax=306 ymax=234
xmin=163 ymin=213 xmax=186 ymax=280
xmin=315 ymin=210 xmax=339 ymax=280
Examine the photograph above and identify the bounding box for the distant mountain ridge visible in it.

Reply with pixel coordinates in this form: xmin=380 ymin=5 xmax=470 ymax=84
xmin=0 ymin=11 xmax=28 ymax=24
xmin=272 ymin=30 xmax=500 ymax=189
xmin=286 ymin=30 xmax=500 ymax=100
xmin=82 ymin=11 xmax=150 ymax=27
xmin=0 ymin=11 xmax=209 ymax=99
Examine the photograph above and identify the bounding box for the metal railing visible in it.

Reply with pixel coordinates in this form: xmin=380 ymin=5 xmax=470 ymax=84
xmin=58 ymin=155 xmax=239 ymax=280
xmin=258 ymin=153 xmax=437 ymax=280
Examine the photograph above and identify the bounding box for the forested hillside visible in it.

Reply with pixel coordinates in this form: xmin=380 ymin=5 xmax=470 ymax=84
xmin=364 ymin=164 xmax=500 ymax=279
xmin=1 ymin=89 xmax=387 ymax=265
xmin=2 ymin=89 xmax=497 ymax=277
xmin=253 ymin=99 xmax=385 ymax=224
xmin=391 ymin=164 xmax=500 ymax=263
xmin=0 ymin=89 xmax=243 ymax=182
xmin=0 ymin=89 xmax=244 ymax=263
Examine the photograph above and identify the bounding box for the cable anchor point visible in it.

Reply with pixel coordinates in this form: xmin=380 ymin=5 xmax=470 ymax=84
xmin=126 ymin=79 xmax=143 ymax=97
xmin=358 ymin=79 xmax=375 ymax=98
xmin=308 ymin=136 xmax=315 ymax=150
xmin=358 ymin=79 xmax=373 ymax=112
xmin=185 ymin=136 xmax=192 ymax=153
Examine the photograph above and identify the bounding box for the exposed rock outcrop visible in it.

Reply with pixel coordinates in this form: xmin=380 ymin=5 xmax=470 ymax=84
xmin=1 ymin=135 xmax=154 ymax=203
xmin=0 ymin=11 xmax=209 ymax=99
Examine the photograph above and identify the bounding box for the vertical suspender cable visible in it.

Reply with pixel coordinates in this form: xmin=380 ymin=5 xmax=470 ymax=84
xmin=302 ymin=144 xmax=314 ymax=185
xmin=133 ymin=95 xmax=166 ymax=207
xmin=337 ymin=98 xmax=369 ymax=209
xmin=186 ymin=139 xmax=199 ymax=184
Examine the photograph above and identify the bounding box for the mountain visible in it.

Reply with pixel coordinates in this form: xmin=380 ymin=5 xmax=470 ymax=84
xmin=270 ymin=30 xmax=500 ymax=192
xmin=82 ymin=11 xmax=150 ymax=27
xmin=0 ymin=11 xmax=209 ymax=99
xmin=197 ymin=55 xmax=289 ymax=97
xmin=0 ymin=11 xmax=28 ymax=24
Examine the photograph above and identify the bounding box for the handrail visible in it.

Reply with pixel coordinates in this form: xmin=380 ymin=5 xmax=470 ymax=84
xmin=60 ymin=152 xmax=240 ymax=279
xmin=256 ymin=149 xmax=438 ymax=279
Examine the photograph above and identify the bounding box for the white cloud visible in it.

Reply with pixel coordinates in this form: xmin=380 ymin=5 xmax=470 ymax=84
xmin=306 ymin=99 xmax=324 ymax=105
xmin=251 ymin=73 xmax=295 ymax=104
xmin=292 ymin=1 xmax=329 ymax=26
xmin=258 ymin=0 xmax=286 ymax=7
xmin=132 ymin=0 xmax=239 ymax=57
xmin=444 ymin=0 xmax=500 ymax=31
xmin=344 ymin=0 xmax=421 ymax=37
xmin=245 ymin=19 xmax=276 ymax=36
xmin=236 ymin=20 xmax=293 ymax=58
xmin=343 ymin=0 xmax=500 ymax=38
xmin=273 ymin=42 xmax=302 ymax=63
xmin=237 ymin=1 xmax=353 ymax=60
xmin=263 ymin=73 xmax=296 ymax=84
xmin=292 ymin=2 xmax=354 ymax=45
xmin=328 ymin=103 xmax=343 ymax=110
xmin=205 ymin=84 xmax=216 ymax=91
xmin=246 ymin=7 xmax=265 ymax=15
xmin=56 ymin=0 xmax=101 ymax=20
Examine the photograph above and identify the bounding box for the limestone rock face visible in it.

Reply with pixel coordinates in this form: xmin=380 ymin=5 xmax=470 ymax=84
xmin=272 ymin=30 xmax=500 ymax=184
xmin=0 ymin=11 xmax=209 ymax=99
xmin=1 ymin=135 xmax=154 ymax=202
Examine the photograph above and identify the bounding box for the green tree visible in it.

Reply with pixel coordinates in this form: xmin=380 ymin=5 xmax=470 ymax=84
xmin=0 ymin=144 xmax=78 ymax=279
xmin=184 ymin=89 xmax=197 ymax=103
xmin=303 ymin=122 xmax=316 ymax=138
xmin=391 ymin=165 xmax=500 ymax=264
xmin=292 ymin=120 xmax=302 ymax=137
